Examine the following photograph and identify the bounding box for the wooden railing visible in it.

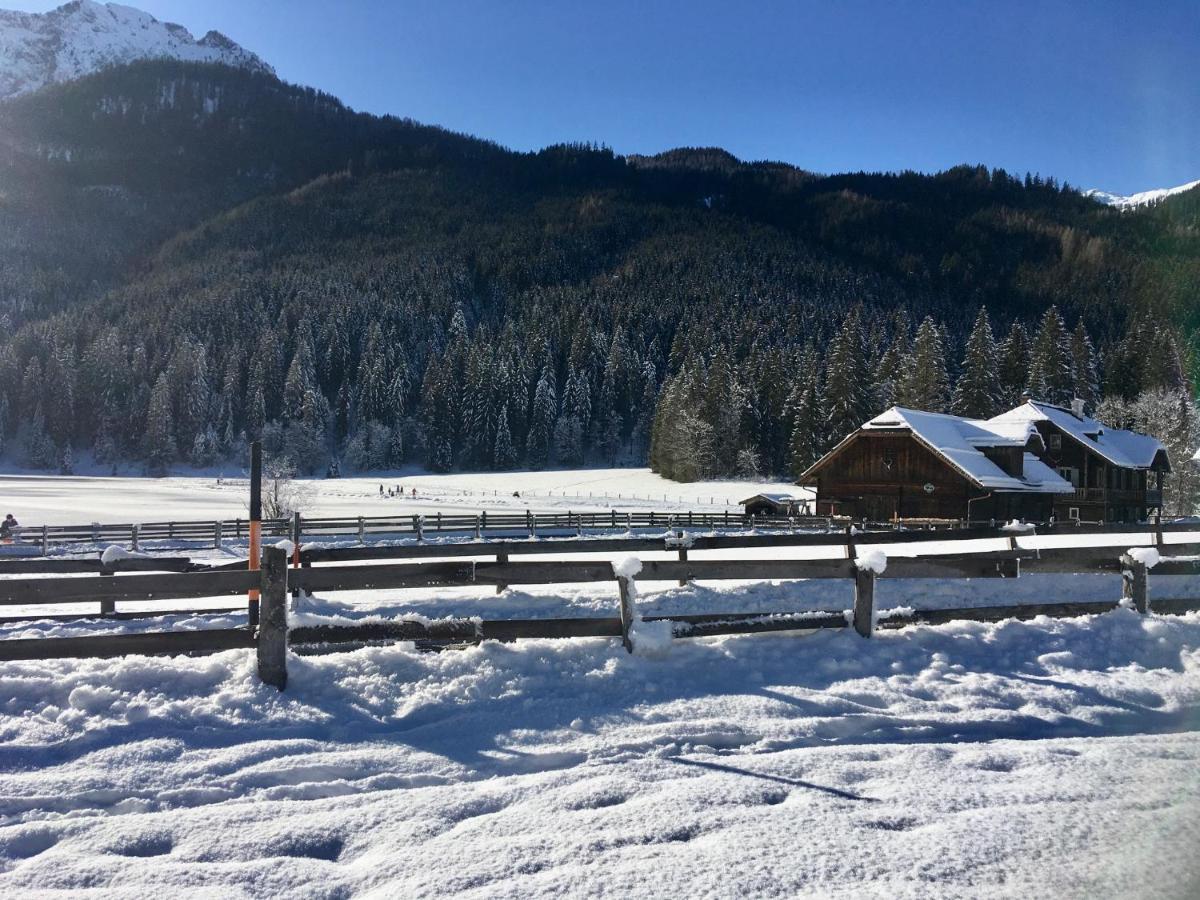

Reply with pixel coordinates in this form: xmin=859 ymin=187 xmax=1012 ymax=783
xmin=1 ymin=527 xmax=1198 ymax=690
xmin=3 ymin=509 xmax=846 ymax=553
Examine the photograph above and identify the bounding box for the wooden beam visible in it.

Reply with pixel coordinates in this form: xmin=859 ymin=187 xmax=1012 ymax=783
xmin=0 ymin=628 xmax=255 ymax=661
xmin=0 ymin=570 xmax=258 ymax=606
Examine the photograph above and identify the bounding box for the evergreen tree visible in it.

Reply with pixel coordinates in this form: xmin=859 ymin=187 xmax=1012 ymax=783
xmin=493 ymin=404 xmax=517 ymax=469
xmin=951 ymin=307 xmax=1001 ymax=418
xmin=144 ymin=373 xmax=176 ymax=474
xmin=998 ymin=321 xmax=1031 ymax=407
xmin=822 ymin=307 xmax=873 ymax=442
xmin=873 ymin=309 xmax=910 ymax=409
xmin=1068 ymin=320 xmax=1100 ymax=411
xmin=897 ymin=316 xmax=950 ymax=412
xmin=787 ymin=347 xmax=824 ymax=477
xmin=525 ymin=363 xmax=557 ymax=469
xmin=1027 ymin=305 xmax=1073 ymax=405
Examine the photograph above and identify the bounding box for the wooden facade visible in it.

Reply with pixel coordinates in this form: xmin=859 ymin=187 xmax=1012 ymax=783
xmin=803 ymin=431 xmax=1055 ymax=523
xmin=1026 ymin=421 xmax=1166 ymax=523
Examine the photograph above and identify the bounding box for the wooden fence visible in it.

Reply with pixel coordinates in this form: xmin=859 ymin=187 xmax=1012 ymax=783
xmin=1 ymin=527 xmax=1198 ymax=689
xmin=6 ymin=509 xmax=843 ymax=553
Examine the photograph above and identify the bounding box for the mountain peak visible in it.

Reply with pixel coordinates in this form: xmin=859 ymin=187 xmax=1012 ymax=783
xmin=1084 ymin=179 xmax=1200 ymax=210
xmin=0 ymin=0 xmax=274 ymax=99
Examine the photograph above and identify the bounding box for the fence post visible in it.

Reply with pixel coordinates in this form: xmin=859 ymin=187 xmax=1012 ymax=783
xmin=530 ymin=515 xmax=538 ymax=539
xmin=676 ymin=530 xmax=689 ymax=587
xmin=474 ymin=516 xmax=482 ymax=539
xmin=481 ymin=510 xmax=488 ymax=532
xmin=1121 ymin=554 xmax=1149 ymax=614
xmin=437 ymin=512 xmax=442 ymax=532
xmin=257 ymin=545 xmax=288 ymax=690
xmin=853 ymin=568 xmax=876 ymax=637
xmin=291 ymin=511 xmax=303 ymax=600
xmin=496 ymin=552 xmax=508 ymax=594
xmin=130 ymin=523 xmax=139 ymax=552
xmin=357 ymin=516 xmax=365 ymax=544
xmin=616 ymin=574 xmax=635 ymax=654
xmin=611 ymin=509 xmax=617 ymax=529
xmin=99 ymin=560 xmax=115 ymax=616
xmin=414 ymin=515 xmax=425 ymax=542
xmin=41 ymin=525 xmax=48 ymax=556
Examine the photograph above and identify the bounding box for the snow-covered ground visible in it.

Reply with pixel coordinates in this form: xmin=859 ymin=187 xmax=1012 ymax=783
xmin=2 ymin=476 xmax=1199 ymax=895
xmin=0 ymin=609 xmax=1198 ymax=896
xmin=0 ymin=469 xmax=807 ymax=525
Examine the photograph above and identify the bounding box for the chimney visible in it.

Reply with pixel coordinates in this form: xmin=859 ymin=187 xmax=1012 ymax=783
xmin=1070 ymin=397 xmax=1085 ymax=418
xmin=1020 ymin=390 xmax=1033 ymax=404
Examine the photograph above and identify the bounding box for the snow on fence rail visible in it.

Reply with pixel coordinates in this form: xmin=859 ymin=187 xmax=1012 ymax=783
xmin=1 ymin=531 xmax=1199 ymax=688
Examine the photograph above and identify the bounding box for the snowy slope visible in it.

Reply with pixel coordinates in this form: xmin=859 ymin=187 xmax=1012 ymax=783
xmin=0 ymin=0 xmax=272 ymax=99
xmin=1084 ymin=179 xmax=1200 ymax=209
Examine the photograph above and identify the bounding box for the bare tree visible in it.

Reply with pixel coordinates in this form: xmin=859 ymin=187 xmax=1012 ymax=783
xmin=258 ymin=458 xmax=310 ymax=519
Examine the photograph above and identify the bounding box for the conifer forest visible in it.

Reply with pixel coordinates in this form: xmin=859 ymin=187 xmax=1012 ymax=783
xmin=0 ymin=63 xmax=1197 ymax=501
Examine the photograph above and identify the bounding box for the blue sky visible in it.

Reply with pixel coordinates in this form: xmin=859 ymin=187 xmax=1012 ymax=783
xmin=12 ymin=0 xmax=1199 ymax=193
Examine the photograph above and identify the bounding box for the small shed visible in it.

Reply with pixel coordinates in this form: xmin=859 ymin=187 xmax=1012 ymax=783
xmin=740 ymin=493 xmax=808 ymax=517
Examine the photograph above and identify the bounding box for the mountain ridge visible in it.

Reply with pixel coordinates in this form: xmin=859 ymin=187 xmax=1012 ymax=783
xmin=0 ymin=0 xmax=272 ymax=98
xmin=1084 ymin=179 xmax=1200 ymax=210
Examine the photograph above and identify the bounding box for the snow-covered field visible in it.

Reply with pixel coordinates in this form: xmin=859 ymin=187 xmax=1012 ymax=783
xmin=1 ymin=610 xmax=1198 ymax=897
xmin=2 ymin=474 xmax=1200 ymax=895
xmin=0 ymin=469 xmax=807 ymax=526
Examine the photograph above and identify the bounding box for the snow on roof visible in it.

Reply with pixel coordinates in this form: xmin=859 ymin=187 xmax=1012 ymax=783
xmin=862 ymin=407 xmax=1074 ymax=493
xmin=740 ymin=492 xmax=801 ymax=505
xmin=989 ymin=401 xmax=1168 ymax=470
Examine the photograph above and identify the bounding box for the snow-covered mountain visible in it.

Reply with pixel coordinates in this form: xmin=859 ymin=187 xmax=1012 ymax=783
xmin=1084 ymin=179 xmax=1200 ymax=210
xmin=0 ymin=0 xmax=273 ymax=99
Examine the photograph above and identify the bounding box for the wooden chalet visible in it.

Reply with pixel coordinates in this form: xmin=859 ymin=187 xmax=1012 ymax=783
xmin=988 ymin=400 xmax=1170 ymax=523
xmin=799 ymin=407 xmax=1074 ymax=523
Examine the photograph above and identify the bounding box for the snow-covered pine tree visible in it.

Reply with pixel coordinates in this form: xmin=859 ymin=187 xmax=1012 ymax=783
xmin=998 ymin=321 xmax=1031 ymax=407
xmin=493 ymin=404 xmax=518 ymax=469
xmin=787 ymin=347 xmax=824 ymax=478
xmin=1026 ymin=305 xmax=1073 ymax=405
xmin=822 ymin=306 xmax=874 ymax=440
xmin=896 ymin=316 xmax=950 ymax=412
xmin=1068 ymin=320 xmax=1100 ymax=411
xmin=631 ymin=360 xmax=658 ymax=458
xmin=872 ymin=309 xmax=910 ymax=410
xmin=144 ymin=372 xmax=176 ymax=474
xmin=951 ymin=307 xmax=1001 ymax=418
xmin=525 ymin=363 xmax=558 ymax=469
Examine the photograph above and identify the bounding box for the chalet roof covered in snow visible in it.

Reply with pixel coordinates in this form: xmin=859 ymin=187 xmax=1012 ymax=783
xmin=857 ymin=407 xmax=1074 ymax=493
xmin=989 ymin=401 xmax=1169 ymax=471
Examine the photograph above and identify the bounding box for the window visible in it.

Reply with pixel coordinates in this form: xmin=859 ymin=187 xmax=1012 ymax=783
xmin=1068 ymin=507 xmax=1080 ymax=521
xmin=1056 ymin=466 xmax=1080 ymax=487
xmin=1048 ymin=434 xmax=1061 ymax=450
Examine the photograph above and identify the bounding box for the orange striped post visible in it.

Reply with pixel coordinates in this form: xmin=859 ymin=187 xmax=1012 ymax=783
xmin=248 ymin=440 xmax=262 ymax=626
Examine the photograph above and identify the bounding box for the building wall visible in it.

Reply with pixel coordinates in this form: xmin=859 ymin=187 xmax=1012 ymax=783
xmin=809 ymin=432 xmax=1054 ymax=522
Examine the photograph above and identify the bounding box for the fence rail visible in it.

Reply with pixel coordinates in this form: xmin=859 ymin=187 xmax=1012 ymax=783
xmin=1 ymin=525 xmax=1199 ymax=688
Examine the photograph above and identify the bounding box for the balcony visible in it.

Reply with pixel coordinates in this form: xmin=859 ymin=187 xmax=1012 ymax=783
xmin=1065 ymin=488 xmax=1162 ymax=507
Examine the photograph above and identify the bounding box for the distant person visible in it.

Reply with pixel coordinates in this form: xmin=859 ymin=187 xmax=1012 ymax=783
xmin=0 ymin=514 xmax=18 ymax=540
xmin=379 ymin=485 xmax=384 ymax=496
xmin=411 ymin=487 xmax=417 ymax=498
